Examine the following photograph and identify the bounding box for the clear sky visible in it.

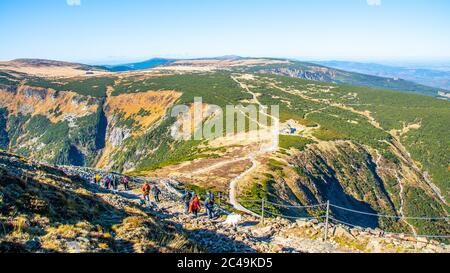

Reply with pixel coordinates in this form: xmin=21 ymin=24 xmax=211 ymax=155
xmin=1 ymin=0 xmax=449 ymax=64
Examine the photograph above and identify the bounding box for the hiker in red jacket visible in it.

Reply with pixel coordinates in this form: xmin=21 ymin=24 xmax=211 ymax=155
xmin=121 ymin=176 xmax=129 ymax=191
xmin=141 ymin=181 xmax=151 ymax=204
xmin=189 ymin=194 xmax=201 ymax=217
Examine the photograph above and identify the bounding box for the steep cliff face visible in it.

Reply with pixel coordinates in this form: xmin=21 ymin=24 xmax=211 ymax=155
xmin=288 ymin=142 xmax=399 ymax=226
xmin=0 ymin=108 xmax=9 ymax=150
xmin=272 ymin=140 xmax=448 ymax=236
xmin=258 ymin=67 xmax=338 ymax=83
xmin=94 ymin=90 xmax=181 ymax=171
xmin=0 ymin=85 xmax=103 ymax=166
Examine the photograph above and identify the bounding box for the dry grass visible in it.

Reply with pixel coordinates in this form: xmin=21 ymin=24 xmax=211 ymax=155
xmin=0 ymin=61 xmax=111 ymax=77
xmin=105 ymin=90 xmax=181 ymax=132
xmin=12 ymin=216 xmax=29 ymax=233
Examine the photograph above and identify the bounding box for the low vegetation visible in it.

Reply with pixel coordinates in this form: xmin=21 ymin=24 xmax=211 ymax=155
xmin=0 ymin=151 xmax=202 ymax=253
xmin=26 ymin=76 xmax=116 ymax=97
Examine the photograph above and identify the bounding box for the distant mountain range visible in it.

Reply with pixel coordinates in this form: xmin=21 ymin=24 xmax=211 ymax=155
xmin=0 ymin=56 xmax=444 ymax=98
xmin=98 ymin=56 xmax=442 ymax=97
xmin=315 ymin=60 xmax=450 ymax=91
xmin=101 ymin=58 xmax=175 ymax=72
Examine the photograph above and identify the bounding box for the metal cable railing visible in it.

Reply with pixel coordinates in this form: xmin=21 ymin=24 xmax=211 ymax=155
xmin=329 ymin=217 xmax=450 ymax=239
xmin=264 ymin=200 xmax=327 ymax=209
xmin=236 ymin=198 xmax=450 ymax=241
xmin=329 ymin=203 xmax=450 ymax=220
xmin=265 ymin=210 xmax=326 ymax=220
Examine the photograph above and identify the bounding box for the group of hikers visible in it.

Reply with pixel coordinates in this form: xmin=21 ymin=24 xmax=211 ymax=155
xmin=93 ymin=172 xmax=130 ymax=191
xmin=141 ymin=181 xmax=218 ymax=219
xmin=140 ymin=180 xmax=162 ymax=205
xmin=181 ymin=189 xmax=217 ymax=219
xmin=87 ymin=170 xmax=218 ymax=219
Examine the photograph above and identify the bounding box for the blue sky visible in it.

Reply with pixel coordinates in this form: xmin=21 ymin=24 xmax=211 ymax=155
xmin=0 ymin=0 xmax=449 ymax=64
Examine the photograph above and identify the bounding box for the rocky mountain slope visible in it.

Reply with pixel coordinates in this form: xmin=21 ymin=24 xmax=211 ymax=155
xmin=240 ymin=60 xmax=440 ymax=97
xmin=1 ymin=151 xmax=447 ymax=253
xmin=0 ymin=151 xmax=201 ymax=253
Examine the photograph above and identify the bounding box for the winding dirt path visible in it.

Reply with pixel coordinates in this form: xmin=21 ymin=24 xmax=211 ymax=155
xmin=227 ymin=75 xmax=279 ymax=215
xmin=190 ymin=157 xmax=248 ymax=176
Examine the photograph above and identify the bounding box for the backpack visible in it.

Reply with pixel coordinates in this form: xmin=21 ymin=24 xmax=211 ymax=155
xmin=141 ymin=184 xmax=150 ymax=194
xmin=183 ymin=192 xmax=192 ymax=202
xmin=205 ymin=198 xmax=214 ymax=208
xmin=190 ymin=197 xmax=200 ymax=211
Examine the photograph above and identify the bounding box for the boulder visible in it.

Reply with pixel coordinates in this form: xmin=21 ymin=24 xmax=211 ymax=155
xmin=350 ymin=228 xmax=360 ymax=237
xmin=271 ymin=244 xmax=284 ymax=253
xmin=296 ymin=220 xmax=311 ymax=228
xmin=251 ymin=226 xmax=274 ymax=238
xmin=333 ymin=226 xmax=354 ymax=240
xmin=366 ymin=238 xmax=383 ymax=253
xmin=25 ymin=238 xmax=41 ymax=250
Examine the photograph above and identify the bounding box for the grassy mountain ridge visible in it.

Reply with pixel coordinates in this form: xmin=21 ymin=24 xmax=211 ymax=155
xmin=96 ymin=57 xmax=441 ymax=97
xmin=236 ymin=60 xmax=441 ymax=97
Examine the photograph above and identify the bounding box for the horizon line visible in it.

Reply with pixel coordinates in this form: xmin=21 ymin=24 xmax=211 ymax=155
xmin=2 ymin=55 xmax=450 ymax=66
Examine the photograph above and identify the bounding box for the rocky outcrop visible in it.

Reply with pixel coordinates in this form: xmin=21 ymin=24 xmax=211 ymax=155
xmin=0 ymin=108 xmax=9 ymax=150
xmin=259 ymin=67 xmax=337 ymax=83
xmin=0 ymin=84 xmax=17 ymax=93
xmin=22 ymin=86 xmax=48 ymax=100
xmin=109 ymin=127 xmax=131 ymax=148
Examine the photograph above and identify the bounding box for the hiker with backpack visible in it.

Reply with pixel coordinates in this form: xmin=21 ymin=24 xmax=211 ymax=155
xmin=113 ymin=175 xmax=120 ymax=191
xmin=121 ymin=176 xmax=129 ymax=191
xmin=182 ymin=190 xmax=193 ymax=214
xmin=152 ymin=185 xmax=161 ymax=203
xmin=104 ymin=175 xmax=111 ymax=189
xmin=110 ymin=175 xmax=115 ymax=190
xmin=95 ymin=173 xmax=101 ymax=185
xmin=189 ymin=194 xmax=201 ymax=217
xmin=204 ymin=193 xmax=215 ymax=219
xmin=141 ymin=181 xmax=151 ymax=205
xmin=207 ymin=191 xmax=214 ymax=203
